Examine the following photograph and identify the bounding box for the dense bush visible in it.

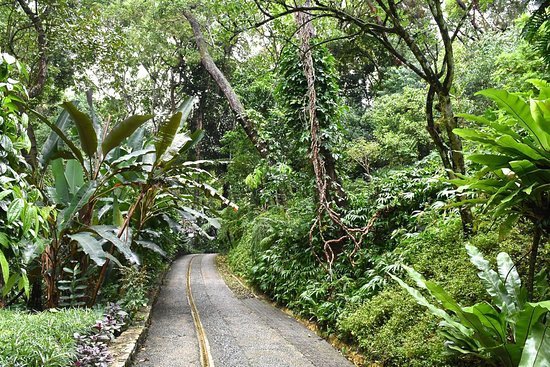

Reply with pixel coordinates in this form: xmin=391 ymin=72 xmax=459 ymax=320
xmin=0 ymin=308 xmax=101 ymax=367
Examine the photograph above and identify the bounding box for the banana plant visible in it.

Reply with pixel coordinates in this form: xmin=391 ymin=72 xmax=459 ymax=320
xmin=31 ymin=100 xmax=153 ymax=307
xmin=392 ymin=245 xmax=549 ymax=367
xmin=453 ymin=80 xmax=550 ymax=299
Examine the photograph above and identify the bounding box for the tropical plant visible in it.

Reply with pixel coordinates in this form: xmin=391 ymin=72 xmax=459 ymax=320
xmin=523 ymin=1 xmax=550 ymax=69
xmin=392 ymin=245 xmax=549 ymax=367
xmin=453 ymin=80 xmax=550 ymax=298
xmin=0 ymin=52 xmax=51 ymax=304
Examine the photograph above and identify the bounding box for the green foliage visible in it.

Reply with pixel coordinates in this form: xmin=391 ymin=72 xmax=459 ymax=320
xmin=58 ymin=263 xmax=88 ymax=307
xmin=0 ymin=53 xmax=49 ymax=299
xmin=361 ymin=87 xmax=432 ymax=167
xmin=523 ymin=1 xmax=550 ymax=69
xmin=454 ymin=81 xmax=550 ymax=235
xmin=119 ymin=266 xmax=149 ymax=316
xmin=394 ymin=245 xmax=550 ymax=367
xmin=0 ymin=308 xmax=101 ymax=367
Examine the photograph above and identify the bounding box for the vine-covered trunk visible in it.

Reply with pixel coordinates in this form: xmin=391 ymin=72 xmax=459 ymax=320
xmin=437 ymin=93 xmax=474 ymax=235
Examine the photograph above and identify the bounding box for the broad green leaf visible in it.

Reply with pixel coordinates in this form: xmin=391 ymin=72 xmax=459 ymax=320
xmin=112 ymin=195 xmax=123 ymax=227
xmin=468 ymin=154 xmax=512 ymax=169
xmin=135 ymin=240 xmax=167 ymax=257
xmin=0 ymin=232 xmax=8 ymax=248
xmin=515 ymin=301 xmax=550 ymax=347
xmin=90 ymin=225 xmax=139 ymax=265
xmin=7 ymin=198 xmax=24 ymax=224
xmin=22 ymin=205 xmax=36 ymax=233
xmin=58 ymin=181 xmax=97 ymax=232
xmin=453 ymin=128 xmax=496 ymax=145
xmin=497 ymin=252 xmax=524 ymax=312
xmin=30 ymin=108 xmax=84 ymax=166
xmin=62 ymin=101 xmax=98 ymax=157
xmin=154 ymin=112 xmax=183 ymax=163
xmin=68 ymin=232 xmax=107 ymax=266
xmin=18 ymin=270 xmax=29 ymax=298
xmin=0 ymin=249 xmax=9 ymax=283
xmin=110 ymin=148 xmax=155 ymax=167
xmin=530 ymin=99 xmax=550 ymax=142
xmin=466 ymin=302 xmax=506 ymax=342
xmin=519 ymin=321 xmax=550 ymax=367
xmin=2 ymin=273 xmax=18 ymax=297
xmin=65 ymin=159 xmax=84 ymax=195
xmin=466 ymin=245 xmax=516 ymax=314
xmin=40 ymin=107 xmax=72 ymax=166
xmin=477 ymin=89 xmax=547 ymax=149
xmin=528 ymin=79 xmax=550 ymax=99
xmin=499 ymin=213 xmax=520 ymax=240
xmin=495 ymin=136 xmax=545 ymax=161
xmin=51 ymin=158 xmax=70 ymax=204
xmin=102 ymin=114 xmax=153 ymax=156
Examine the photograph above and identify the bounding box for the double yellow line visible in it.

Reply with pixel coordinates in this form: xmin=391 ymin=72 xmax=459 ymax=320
xmin=186 ymin=256 xmax=216 ymax=367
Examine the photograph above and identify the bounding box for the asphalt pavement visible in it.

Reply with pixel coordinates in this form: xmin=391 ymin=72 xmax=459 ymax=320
xmin=133 ymin=254 xmax=353 ymax=367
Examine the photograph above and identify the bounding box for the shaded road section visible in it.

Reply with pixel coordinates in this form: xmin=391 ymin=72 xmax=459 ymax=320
xmin=133 ymin=254 xmax=353 ymax=367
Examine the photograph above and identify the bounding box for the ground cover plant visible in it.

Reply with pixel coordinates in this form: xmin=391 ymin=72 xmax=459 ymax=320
xmin=0 ymin=308 xmax=101 ymax=367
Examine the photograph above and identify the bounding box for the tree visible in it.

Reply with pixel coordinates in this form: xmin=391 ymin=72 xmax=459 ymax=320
xmin=251 ymin=0 xmax=507 ymax=233
xmin=183 ymin=8 xmax=269 ymax=158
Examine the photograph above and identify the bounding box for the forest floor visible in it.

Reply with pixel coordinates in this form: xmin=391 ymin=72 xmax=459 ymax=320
xmin=132 ymin=254 xmax=352 ymax=367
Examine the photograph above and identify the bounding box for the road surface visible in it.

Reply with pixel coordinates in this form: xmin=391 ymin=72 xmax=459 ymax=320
xmin=132 ymin=254 xmax=354 ymax=367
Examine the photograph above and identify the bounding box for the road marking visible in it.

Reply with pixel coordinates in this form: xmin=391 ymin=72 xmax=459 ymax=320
xmin=187 ymin=256 xmax=215 ymax=367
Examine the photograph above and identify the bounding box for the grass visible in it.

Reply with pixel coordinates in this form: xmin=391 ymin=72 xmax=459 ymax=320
xmin=0 ymin=308 xmax=102 ymax=367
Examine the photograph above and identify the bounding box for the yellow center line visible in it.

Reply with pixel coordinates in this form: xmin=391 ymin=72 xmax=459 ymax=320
xmin=186 ymin=256 xmax=215 ymax=367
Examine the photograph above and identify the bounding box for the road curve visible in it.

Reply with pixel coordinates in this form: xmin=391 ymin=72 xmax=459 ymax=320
xmin=133 ymin=254 xmax=353 ymax=367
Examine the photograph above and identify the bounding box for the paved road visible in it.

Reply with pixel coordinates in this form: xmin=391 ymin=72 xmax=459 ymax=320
xmin=133 ymin=254 xmax=353 ymax=367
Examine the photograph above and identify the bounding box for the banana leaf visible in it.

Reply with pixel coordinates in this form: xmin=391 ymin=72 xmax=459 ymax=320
xmin=62 ymin=101 xmax=98 ymax=157
xmin=102 ymin=114 xmax=153 ymax=156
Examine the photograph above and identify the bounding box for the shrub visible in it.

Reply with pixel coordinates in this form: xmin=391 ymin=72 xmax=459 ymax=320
xmin=0 ymin=308 xmax=101 ymax=367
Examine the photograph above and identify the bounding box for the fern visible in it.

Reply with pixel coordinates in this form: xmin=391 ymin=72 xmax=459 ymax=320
xmin=523 ymin=1 xmax=550 ymax=68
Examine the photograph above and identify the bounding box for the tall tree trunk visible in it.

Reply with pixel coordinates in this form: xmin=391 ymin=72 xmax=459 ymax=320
xmin=437 ymin=93 xmax=474 ymax=234
xmin=183 ymin=10 xmax=269 ymax=158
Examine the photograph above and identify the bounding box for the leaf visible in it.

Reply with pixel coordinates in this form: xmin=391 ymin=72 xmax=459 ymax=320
xmin=477 ymin=89 xmax=548 ymax=150
xmin=466 ymin=245 xmax=516 ymax=315
xmin=7 ymin=198 xmax=24 ymax=224
xmin=495 ymin=136 xmax=545 ymax=161
xmin=154 ymin=96 xmax=195 ymax=163
xmin=40 ymin=107 xmax=72 ymax=166
xmin=496 ymin=251 xmax=524 ymax=311
xmin=499 ymin=213 xmax=520 ymax=240
xmin=519 ymin=321 xmax=550 ymax=367
xmin=68 ymin=232 xmax=107 ymax=266
xmin=0 ymin=249 xmax=9 ymax=283
xmin=154 ymin=112 xmax=183 ymax=163
xmin=90 ymin=225 xmax=139 ymax=265
xmin=515 ymin=301 xmax=550 ymax=347
xmin=65 ymin=159 xmax=84 ymax=195
xmin=58 ymin=181 xmax=97 ymax=232
xmin=468 ymin=154 xmax=512 ymax=169
xmin=110 ymin=148 xmax=155 ymax=167
xmin=453 ymin=128 xmax=496 ymax=145
xmin=2 ymin=274 xmax=18 ymax=297
xmin=0 ymin=232 xmax=8 ymax=248
xmin=51 ymin=159 xmax=70 ymax=204
xmin=62 ymin=101 xmax=98 ymax=157
xmin=102 ymin=114 xmax=153 ymax=156
xmin=30 ymin=108 xmax=84 ymax=166
xmin=135 ymin=240 xmax=167 ymax=257
xmin=389 ymin=273 xmax=473 ymax=337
